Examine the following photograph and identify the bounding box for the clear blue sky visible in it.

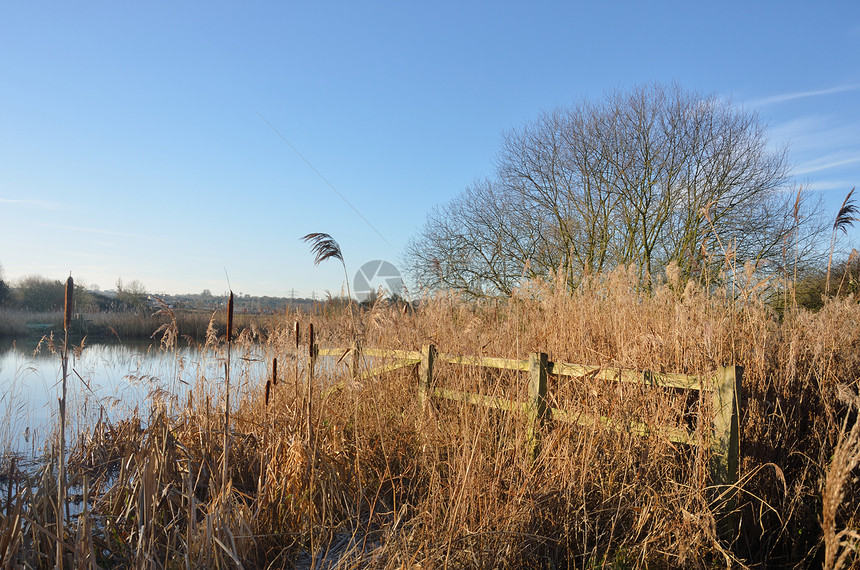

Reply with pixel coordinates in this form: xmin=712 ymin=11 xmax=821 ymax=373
xmin=2 ymin=1 xmax=858 ymax=298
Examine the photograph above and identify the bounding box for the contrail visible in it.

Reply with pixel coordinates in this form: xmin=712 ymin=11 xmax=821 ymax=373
xmin=256 ymin=110 xmax=395 ymax=251
xmin=747 ymin=84 xmax=860 ymax=107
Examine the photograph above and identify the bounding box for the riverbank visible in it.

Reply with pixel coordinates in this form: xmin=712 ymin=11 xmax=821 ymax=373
xmin=0 ymin=307 xmax=277 ymax=343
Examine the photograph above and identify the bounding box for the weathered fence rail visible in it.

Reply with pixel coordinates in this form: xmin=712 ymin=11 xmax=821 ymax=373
xmin=318 ymin=344 xmax=739 ymax=484
xmin=312 ymin=342 xmax=741 ymax=540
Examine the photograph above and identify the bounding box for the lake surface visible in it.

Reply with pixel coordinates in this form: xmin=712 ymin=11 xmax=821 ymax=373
xmin=0 ymin=337 xmax=273 ymax=456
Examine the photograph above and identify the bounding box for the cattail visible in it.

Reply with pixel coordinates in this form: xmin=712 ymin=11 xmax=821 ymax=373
xmin=272 ymin=357 xmax=278 ymax=386
xmin=222 ymin=290 xmax=234 ymax=491
xmin=226 ymin=291 xmax=234 ymax=342
xmin=293 ymin=321 xmax=300 ymax=398
xmin=58 ymin=275 xmax=73 ymax=570
xmin=265 ymin=379 xmax=271 ymax=406
xmin=64 ymin=276 xmax=74 ymax=332
xmin=307 ymin=322 xmax=315 ymax=444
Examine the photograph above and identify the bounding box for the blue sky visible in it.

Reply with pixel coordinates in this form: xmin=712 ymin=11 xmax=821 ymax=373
xmin=1 ymin=1 xmax=858 ymax=298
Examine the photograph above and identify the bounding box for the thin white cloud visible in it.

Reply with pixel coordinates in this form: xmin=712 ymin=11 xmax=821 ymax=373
xmin=39 ymin=223 xmax=172 ymax=243
xmin=747 ymin=84 xmax=860 ymax=107
xmin=794 ymin=155 xmax=860 ymax=176
xmin=768 ymin=115 xmax=860 ymax=182
xmin=808 ymin=180 xmax=854 ymax=192
xmin=769 ymin=115 xmax=827 ymax=141
xmin=0 ymin=198 xmax=65 ymax=210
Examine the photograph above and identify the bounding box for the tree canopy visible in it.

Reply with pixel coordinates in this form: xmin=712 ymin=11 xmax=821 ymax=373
xmin=0 ymin=264 xmax=10 ymax=306
xmin=406 ymin=83 xmax=820 ymax=297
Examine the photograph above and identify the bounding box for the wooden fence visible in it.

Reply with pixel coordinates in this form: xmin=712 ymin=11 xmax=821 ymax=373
xmin=316 ymin=343 xmax=741 ymax=535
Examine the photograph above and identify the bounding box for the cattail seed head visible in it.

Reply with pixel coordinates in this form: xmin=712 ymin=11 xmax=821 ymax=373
xmin=294 ymin=321 xmax=300 ymax=350
xmin=272 ymin=358 xmax=278 ymax=386
xmin=227 ymin=291 xmax=234 ymax=342
xmin=64 ymin=276 xmax=74 ymax=332
xmin=265 ymin=379 xmax=271 ymax=406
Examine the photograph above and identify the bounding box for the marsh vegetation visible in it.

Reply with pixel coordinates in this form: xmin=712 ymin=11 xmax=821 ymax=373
xmin=0 ymin=266 xmax=858 ymax=568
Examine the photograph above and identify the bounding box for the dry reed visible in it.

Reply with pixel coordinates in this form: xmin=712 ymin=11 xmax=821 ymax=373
xmin=0 ymin=268 xmax=858 ymax=568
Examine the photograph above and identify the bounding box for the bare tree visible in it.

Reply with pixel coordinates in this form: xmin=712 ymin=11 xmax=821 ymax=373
xmin=0 ymin=263 xmax=11 ymax=306
xmin=405 ymin=180 xmax=540 ymax=297
xmin=116 ymin=278 xmax=148 ymax=312
xmin=406 ymin=83 xmax=820 ymax=296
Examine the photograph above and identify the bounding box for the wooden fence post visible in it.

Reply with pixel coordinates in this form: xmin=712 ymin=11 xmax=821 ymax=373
xmin=350 ymin=339 xmax=361 ymax=380
xmin=418 ymin=344 xmax=436 ymax=413
xmin=710 ymin=364 xmax=742 ymax=540
xmin=526 ymin=352 xmax=549 ymax=461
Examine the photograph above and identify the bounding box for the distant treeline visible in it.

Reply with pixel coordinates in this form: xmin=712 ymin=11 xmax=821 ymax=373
xmin=0 ymin=273 xmax=410 ymax=341
xmin=0 ymin=274 xmax=316 ymax=341
xmin=0 ymin=274 xmax=320 ymax=314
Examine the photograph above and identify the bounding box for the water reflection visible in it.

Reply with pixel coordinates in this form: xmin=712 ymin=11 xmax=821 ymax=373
xmin=0 ymin=337 xmax=272 ymax=455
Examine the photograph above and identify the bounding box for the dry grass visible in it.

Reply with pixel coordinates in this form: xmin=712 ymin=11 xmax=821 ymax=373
xmin=0 ymin=307 xmax=272 ymax=343
xmin=821 ymin=386 xmax=860 ymax=570
xmin=0 ymin=267 xmax=858 ymax=568
xmin=0 ymin=310 xmax=60 ymax=338
xmin=84 ymin=309 xmax=268 ymax=342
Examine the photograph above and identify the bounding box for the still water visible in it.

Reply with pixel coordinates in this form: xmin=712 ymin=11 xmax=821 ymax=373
xmin=0 ymin=337 xmax=272 ymax=456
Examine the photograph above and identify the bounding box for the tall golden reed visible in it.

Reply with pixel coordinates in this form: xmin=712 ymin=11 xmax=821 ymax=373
xmin=294 ymin=320 xmax=300 ymax=406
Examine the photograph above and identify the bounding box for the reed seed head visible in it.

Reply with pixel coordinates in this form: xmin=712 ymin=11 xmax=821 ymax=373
xmin=834 ymin=187 xmax=858 ymax=235
xmin=301 ymin=233 xmax=343 ymax=266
